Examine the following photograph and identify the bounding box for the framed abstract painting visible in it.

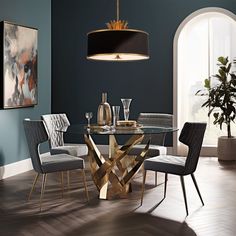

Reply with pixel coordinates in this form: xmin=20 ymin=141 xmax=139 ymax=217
xmin=0 ymin=21 xmax=38 ymax=109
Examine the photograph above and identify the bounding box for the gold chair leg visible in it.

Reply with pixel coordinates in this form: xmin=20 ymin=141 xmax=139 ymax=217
xmin=67 ymin=170 xmax=70 ymax=190
xmin=81 ymin=170 xmax=89 ymax=202
xmin=39 ymin=174 xmax=47 ymax=212
xmin=141 ymin=170 xmax=147 ymax=205
xmin=142 ymin=164 xmax=145 ymax=176
xmin=28 ymin=173 xmax=40 ymax=200
xmin=61 ymin=172 xmax=64 ymax=198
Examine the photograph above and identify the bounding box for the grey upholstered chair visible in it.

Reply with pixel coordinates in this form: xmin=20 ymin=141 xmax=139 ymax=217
xmin=23 ymin=119 xmax=89 ymax=211
xmin=130 ymin=113 xmax=173 ymax=185
xmin=141 ymin=122 xmax=206 ymax=215
xmin=41 ymin=113 xmax=87 ymax=156
xmin=42 ymin=114 xmax=88 ymax=187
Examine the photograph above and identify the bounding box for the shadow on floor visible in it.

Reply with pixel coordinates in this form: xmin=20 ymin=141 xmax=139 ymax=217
xmin=71 ymin=212 xmax=197 ymax=236
xmin=0 ymin=167 xmax=197 ymax=236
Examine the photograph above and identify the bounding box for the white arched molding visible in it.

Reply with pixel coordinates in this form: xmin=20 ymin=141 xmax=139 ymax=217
xmin=173 ymin=7 xmax=236 ymax=156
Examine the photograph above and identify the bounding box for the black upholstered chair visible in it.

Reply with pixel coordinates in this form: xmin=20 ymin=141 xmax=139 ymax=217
xmin=130 ymin=113 xmax=173 ymax=185
xmin=23 ymin=119 xmax=89 ymax=211
xmin=141 ymin=122 xmax=206 ymax=215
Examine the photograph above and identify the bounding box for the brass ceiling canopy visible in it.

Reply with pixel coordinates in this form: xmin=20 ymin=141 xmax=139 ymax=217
xmin=87 ymin=0 xmax=149 ymax=61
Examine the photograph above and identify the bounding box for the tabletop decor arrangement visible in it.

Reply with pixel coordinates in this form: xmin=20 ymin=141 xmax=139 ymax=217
xmin=196 ymin=56 xmax=236 ymax=161
xmin=93 ymin=94 xmax=138 ymax=131
xmin=86 ymin=94 xmax=142 ymax=133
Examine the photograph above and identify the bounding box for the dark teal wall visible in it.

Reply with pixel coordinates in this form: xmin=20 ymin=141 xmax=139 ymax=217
xmin=0 ymin=0 xmax=51 ymax=165
xmin=52 ymin=0 xmax=236 ymax=143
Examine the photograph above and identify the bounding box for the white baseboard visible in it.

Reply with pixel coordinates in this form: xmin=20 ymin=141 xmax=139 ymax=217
xmin=0 ymin=158 xmax=33 ymax=180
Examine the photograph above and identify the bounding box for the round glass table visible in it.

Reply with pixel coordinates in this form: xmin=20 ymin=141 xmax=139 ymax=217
xmin=59 ymin=124 xmax=177 ymax=135
xmin=58 ymin=124 xmax=178 ymax=199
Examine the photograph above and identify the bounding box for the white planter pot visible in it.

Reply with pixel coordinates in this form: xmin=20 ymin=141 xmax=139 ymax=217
xmin=217 ymin=136 xmax=236 ymax=161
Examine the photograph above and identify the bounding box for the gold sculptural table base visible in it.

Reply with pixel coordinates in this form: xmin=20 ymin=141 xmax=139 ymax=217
xmin=84 ymin=134 xmax=150 ymax=199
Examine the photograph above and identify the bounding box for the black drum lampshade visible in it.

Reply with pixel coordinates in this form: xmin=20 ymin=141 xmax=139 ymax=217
xmin=87 ymin=29 xmax=149 ymax=61
xmin=87 ymin=0 xmax=150 ymax=62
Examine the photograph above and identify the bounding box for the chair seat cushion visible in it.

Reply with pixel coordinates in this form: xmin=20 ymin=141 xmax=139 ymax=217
xmin=40 ymin=153 xmax=85 ymax=173
xmin=144 ymin=155 xmax=186 ymax=175
xmin=128 ymin=144 xmax=167 ymax=157
xmin=50 ymin=144 xmax=88 ymax=157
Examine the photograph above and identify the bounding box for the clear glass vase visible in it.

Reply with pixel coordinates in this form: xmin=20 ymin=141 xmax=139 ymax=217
xmin=112 ymin=105 xmax=120 ymax=127
xmin=121 ymin=98 xmax=132 ymax=121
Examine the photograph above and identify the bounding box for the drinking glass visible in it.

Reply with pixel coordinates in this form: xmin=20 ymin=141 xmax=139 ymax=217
xmin=85 ymin=112 xmax=93 ymax=127
xmin=121 ymin=98 xmax=132 ymax=121
xmin=112 ymin=106 xmax=120 ymax=126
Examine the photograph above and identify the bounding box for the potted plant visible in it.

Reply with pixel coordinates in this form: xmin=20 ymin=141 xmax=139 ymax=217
xmin=196 ymin=56 xmax=236 ymax=160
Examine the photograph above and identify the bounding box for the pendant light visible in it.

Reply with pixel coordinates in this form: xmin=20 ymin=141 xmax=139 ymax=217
xmin=87 ymin=0 xmax=149 ymax=61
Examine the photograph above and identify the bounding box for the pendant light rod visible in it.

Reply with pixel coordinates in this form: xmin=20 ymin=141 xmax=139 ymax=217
xmin=116 ymin=0 xmax=119 ymax=21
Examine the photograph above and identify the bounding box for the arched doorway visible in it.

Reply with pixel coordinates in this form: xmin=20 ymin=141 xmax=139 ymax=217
xmin=173 ymin=8 xmax=236 ymax=156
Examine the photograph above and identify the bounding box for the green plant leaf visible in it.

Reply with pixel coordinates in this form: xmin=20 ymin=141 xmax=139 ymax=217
xmin=214 ymin=74 xmax=222 ymax=80
xmin=213 ymin=112 xmax=219 ymax=119
xmin=226 ymin=63 xmax=231 ymax=73
xmin=230 ymin=73 xmax=236 ymax=80
xmin=201 ymin=100 xmax=210 ymax=107
xmin=218 ymin=56 xmax=228 ymax=65
xmin=204 ymin=78 xmax=210 ymax=89
xmin=208 ymin=107 xmax=215 ymax=117
xmin=219 ymin=116 xmax=224 ymax=129
xmin=219 ymin=69 xmax=226 ymax=81
xmin=230 ymin=79 xmax=236 ymax=86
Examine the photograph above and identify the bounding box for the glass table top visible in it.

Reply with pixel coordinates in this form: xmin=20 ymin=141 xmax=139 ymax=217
xmin=57 ymin=124 xmax=178 ymax=135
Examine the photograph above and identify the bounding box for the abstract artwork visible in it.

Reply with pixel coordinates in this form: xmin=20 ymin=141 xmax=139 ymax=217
xmin=0 ymin=21 xmax=38 ymax=109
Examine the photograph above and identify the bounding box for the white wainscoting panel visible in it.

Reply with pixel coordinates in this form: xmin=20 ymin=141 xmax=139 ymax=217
xmin=0 ymin=158 xmax=33 ymax=180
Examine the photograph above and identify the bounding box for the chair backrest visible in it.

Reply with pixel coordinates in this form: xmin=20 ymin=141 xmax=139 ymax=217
xmin=41 ymin=114 xmax=70 ymax=148
xmin=137 ymin=113 xmax=173 ymax=145
xmin=179 ymin=122 xmax=207 ymax=174
xmin=23 ymin=119 xmax=48 ymax=173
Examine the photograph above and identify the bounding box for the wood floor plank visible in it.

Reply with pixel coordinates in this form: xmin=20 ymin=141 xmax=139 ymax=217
xmin=0 ymin=158 xmax=235 ymax=236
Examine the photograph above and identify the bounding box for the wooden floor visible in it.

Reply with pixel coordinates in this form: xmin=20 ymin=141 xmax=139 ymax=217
xmin=0 ymin=158 xmax=236 ymax=236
